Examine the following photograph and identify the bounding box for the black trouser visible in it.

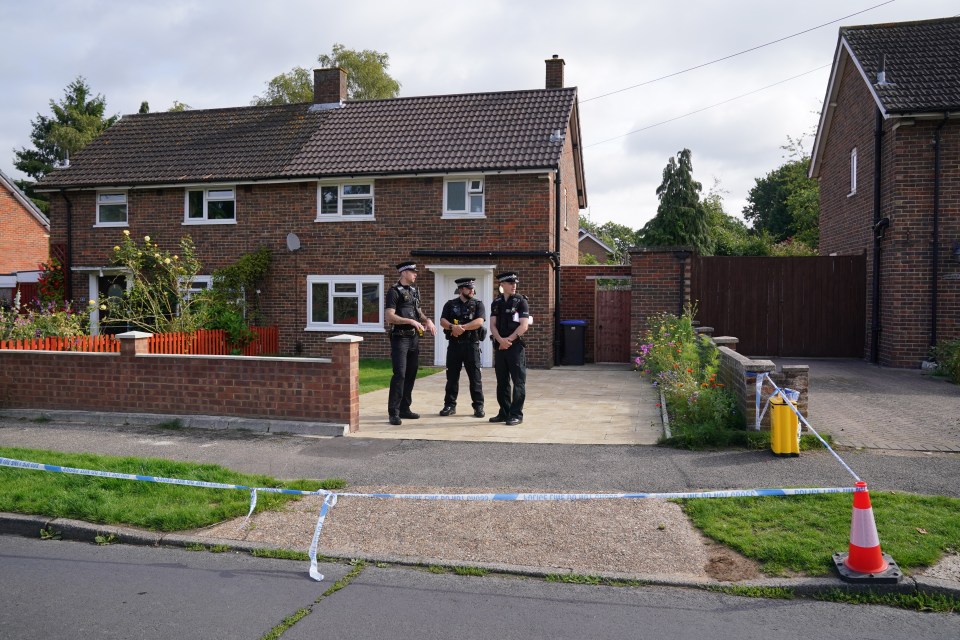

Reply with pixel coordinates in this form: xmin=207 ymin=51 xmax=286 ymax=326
xmin=494 ymin=343 xmax=526 ymax=419
xmin=388 ymin=333 xmax=419 ymax=416
xmin=443 ymin=339 xmax=484 ymax=409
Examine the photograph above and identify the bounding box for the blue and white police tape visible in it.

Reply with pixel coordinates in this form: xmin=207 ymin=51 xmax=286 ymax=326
xmin=0 ymin=455 xmax=865 ymax=582
xmin=748 ymin=372 xmax=862 ymax=483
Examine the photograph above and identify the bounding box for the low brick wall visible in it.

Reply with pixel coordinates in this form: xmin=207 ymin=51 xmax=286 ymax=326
xmin=711 ymin=335 xmax=809 ymax=429
xmin=0 ymin=332 xmax=362 ymax=432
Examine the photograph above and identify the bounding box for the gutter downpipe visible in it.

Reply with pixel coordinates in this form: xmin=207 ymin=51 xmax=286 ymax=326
xmin=931 ymin=113 xmax=948 ymax=354
xmin=870 ymin=109 xmax=884 ymax=364
xmin=554 ymin=167 xmax=562 ymax=367
xmin=61 ymin=189 xmax=74 ymax=302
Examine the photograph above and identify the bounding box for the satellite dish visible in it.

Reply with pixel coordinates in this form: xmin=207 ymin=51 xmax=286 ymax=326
xmin=286 ymin=233 xmax=301 ymax=252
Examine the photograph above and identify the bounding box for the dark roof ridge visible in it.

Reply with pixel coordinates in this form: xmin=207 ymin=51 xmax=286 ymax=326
xmin=840 ymin=15 xmax=960 ymax=32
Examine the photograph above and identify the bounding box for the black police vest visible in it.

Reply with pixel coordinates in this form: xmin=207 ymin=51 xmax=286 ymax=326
xmin=493 ymin=294 xmax=526 ymax=336
xmin=446 ymin=298 xmax=486 ymax=341
xmin=390 ymin=284 xmax=421 ymax=332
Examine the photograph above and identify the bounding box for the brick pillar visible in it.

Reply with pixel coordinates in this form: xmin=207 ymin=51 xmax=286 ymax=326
xmin=327 ymin=334 xmax=362 ymax=432
xmin=116 ymin=331 xmax=152 ymax=357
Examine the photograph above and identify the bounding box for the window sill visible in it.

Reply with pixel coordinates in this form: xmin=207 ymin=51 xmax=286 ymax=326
xmin=304 ymin=325 xmax=385 ymax=333
xmin=182 ymin=219 xmax=238 ymax=225
xmin=441 ymin=212 xmax=486 ymax=220
xmin=315 ymin=216 xmax=376 ymax=223
xmin=94 ymin=222 xmax=129 ymax=228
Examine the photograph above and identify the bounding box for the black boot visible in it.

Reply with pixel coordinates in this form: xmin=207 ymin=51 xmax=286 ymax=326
xmin=439 ymin=405 xmax=456 ymax=416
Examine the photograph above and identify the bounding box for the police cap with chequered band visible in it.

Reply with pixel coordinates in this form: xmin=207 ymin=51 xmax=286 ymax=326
xmin=396 ymin=261 xmax=418 ymax=273
xmin=496 ymin=272 xmax=519 ymax=283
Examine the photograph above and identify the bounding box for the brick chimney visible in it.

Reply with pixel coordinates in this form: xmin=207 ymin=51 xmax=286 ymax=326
xmin=312 ymin=68 xmax=347 ymax=108
xmin=545 ymin=55 xmax=565 ymax=89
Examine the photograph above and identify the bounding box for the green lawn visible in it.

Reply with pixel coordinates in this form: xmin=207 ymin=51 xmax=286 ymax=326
xmin=359 ymin=357 xmax=443 ymax=394
xmin=682 ymin=491 xmax=960 ymax=576
xmin=0 ymin=447 xmax=344 ymax=531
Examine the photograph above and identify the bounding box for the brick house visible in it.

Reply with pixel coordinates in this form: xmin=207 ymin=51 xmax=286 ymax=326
xmin=0 ymin=169 xmax=50 ymax=307
xmin=810 ymin=17 xmax=960 ymax=368
xmin=578 ymin=228 xmax=616 ymax=263
xmin=36 ymin=57 xmax=587 ymax=368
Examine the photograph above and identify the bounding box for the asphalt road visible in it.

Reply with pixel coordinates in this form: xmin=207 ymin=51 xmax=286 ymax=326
xmin=1 ymin=536 xmax=955 ymax=640
xmin=1 ymin=419 xmax=958 ymax=497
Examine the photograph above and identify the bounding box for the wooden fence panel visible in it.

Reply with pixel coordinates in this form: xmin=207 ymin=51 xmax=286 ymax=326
xmin=692 ymin=255 xmax=865 ymax=358
xmin=1 ymin=327 xmax=277 ymax=356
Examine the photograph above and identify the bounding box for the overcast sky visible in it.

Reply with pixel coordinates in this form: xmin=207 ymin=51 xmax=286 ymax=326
xmin=1 ymin=0 xmax=956 ymax=229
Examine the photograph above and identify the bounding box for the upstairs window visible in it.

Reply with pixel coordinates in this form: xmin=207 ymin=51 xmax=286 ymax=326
xmin=185 ymin=187 xmax=236 ymax=223
xmin=96 ymin=191 xmax=128 ymax=226
xmin=848 ymin=148 xmax=858 ymax=196
xmin=444 ymin=177 xmax=484 ymax=216
xmin=317 ymin=182 xmax=374 ymax=219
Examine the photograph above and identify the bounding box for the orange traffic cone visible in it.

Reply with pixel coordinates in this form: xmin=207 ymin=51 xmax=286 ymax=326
xmin=833 ymin=481 xmax=901 ymax=583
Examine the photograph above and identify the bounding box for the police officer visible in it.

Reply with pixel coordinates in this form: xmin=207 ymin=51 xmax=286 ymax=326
xmin=489 ymin=272 xmax=529 ymax=426
xmin=385 ymin=261 xmax=436 ymax=425
xmin=438 ymin=277 xmax=486 ymax=418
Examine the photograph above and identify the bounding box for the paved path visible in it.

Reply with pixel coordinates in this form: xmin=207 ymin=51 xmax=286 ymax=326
xmin=355 ymin=364 xmax=662 ymax=445
xmin=776 ymin=359 xmax=960 ymax=452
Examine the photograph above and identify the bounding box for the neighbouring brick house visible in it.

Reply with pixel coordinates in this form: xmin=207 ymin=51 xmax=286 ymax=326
xmin=0 ymin=169 xmax=50 ymax=307
xmin=578 ymin=228 xmax=616 ymax=263
xmin=810 ymin=17 xmax=960 ymax=368
xmin=36 ymin=57 xmax=587 ymax=368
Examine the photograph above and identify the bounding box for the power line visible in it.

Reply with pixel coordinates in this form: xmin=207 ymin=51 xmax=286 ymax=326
xmin=580 ymin=1 xmax=894 ymax=104
xmin=584 ymin=64 xmax=831 ymax=148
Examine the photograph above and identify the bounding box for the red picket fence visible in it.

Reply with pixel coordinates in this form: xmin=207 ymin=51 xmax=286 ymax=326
xmin=0 ymin=326 xmax=279 ymax=356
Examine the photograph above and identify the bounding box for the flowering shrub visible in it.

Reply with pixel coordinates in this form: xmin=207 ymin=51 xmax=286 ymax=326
xmin=37 ymin=257 xmax=66 ymax=304
xmin=636 ymin=305 xmax=743 ymax=448
xmin=0 ymin=291 xmax=88 ymax=341
xmin=96 ymin=232 xmax=206 ymax=333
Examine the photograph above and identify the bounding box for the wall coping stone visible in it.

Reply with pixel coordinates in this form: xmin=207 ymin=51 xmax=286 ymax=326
xmin=116 ymin=331 xmax=153 ymax=340
xmin=713 ymin=336 xmax=739 ymax=346
xmin=326 ymin=334 xmax=364 ymax=344
xmin=781 ymin=364 xmax=811 ymax=374
xmin=138 ymin=353 xmax=333 ymax=364
xmin=717 ymin=346 xmax=775 ymax=372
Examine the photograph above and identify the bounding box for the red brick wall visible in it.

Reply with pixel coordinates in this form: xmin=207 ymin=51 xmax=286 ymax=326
xmin=629 ymin=248 xmax=691 ymax=355
xmin=818 ymin=60 xmax=960 ymax=367
xmin=0 ymin=335 xmax=360 ymax=431
xmin=0 ymin=185 xmax=49 ymax=273
xmin=560 ymin=264 xmax=631 ymax=362
xmin=47 ymin=173 xmax=567 ymax=367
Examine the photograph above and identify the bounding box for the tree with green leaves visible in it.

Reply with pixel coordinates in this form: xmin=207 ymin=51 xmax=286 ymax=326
xmin=15 ymin=76 xmax=117 ymax=182
xmin=252 ymin=43 xmax=401 ymax=105
xmin=639 ymin=148 xmax=711 ymax=254
xmin=742 ymin=137 xmax=820 ymax=248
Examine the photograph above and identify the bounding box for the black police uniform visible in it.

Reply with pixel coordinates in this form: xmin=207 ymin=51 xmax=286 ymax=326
xmin=440 ymin=290 xmax=486 ymax=415
xmin=385 ymin=278 xmax=424 ymax=420
xmin=490 ymin=286 xmax=529 ymax=423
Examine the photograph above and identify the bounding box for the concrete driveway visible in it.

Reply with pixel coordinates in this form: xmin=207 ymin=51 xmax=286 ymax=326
xmin=776 ymin=358 xmax=960 ymax=452
xmin=353 ymin=364 xmax=662 ymax=445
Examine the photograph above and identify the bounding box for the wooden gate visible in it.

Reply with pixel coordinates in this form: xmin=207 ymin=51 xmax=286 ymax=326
xmin=691 ymin=255 xmax=866 ymax=357
xmin=595 ymin=287 xmax=631 ymax=362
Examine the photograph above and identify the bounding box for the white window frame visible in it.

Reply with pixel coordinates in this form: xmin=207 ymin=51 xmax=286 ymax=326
xmin=848 ymin=148 xmax=858 ymax=197
xmin=442 ymin=176 xmax=485 ymax=218
xmin=183 ymin=275 xmax=212 ymax=301
xmin=95 ymin=190 xmax=129 ymax=227
xmin=316 ymin=181 xmax=375 ymax=221
xmin=184 ymin=186 xmax=237 ymax=224
xmin=306 ymin=274 xmax=384 ymax=332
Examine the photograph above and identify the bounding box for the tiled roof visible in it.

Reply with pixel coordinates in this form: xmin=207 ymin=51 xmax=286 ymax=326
xmin=37 ymin=88 xmax=578 ymax=189
xmin=842 ymin=16 xmax=960 ymax=113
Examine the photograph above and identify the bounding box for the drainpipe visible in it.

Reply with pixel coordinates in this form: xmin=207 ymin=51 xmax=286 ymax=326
xmin=870 ymin=108 xmax=885 ymax=364
xmin=554 ymin=167 xmax=562 ymax=367
xmin=930 ymin=113 xmax=949 ymax=353
xmin=61 ymin=189 xmax=74 ymax=302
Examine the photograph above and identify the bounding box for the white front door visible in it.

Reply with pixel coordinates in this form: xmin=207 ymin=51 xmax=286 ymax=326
xmin=426 ymin=264 xmax=495 ymax=368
